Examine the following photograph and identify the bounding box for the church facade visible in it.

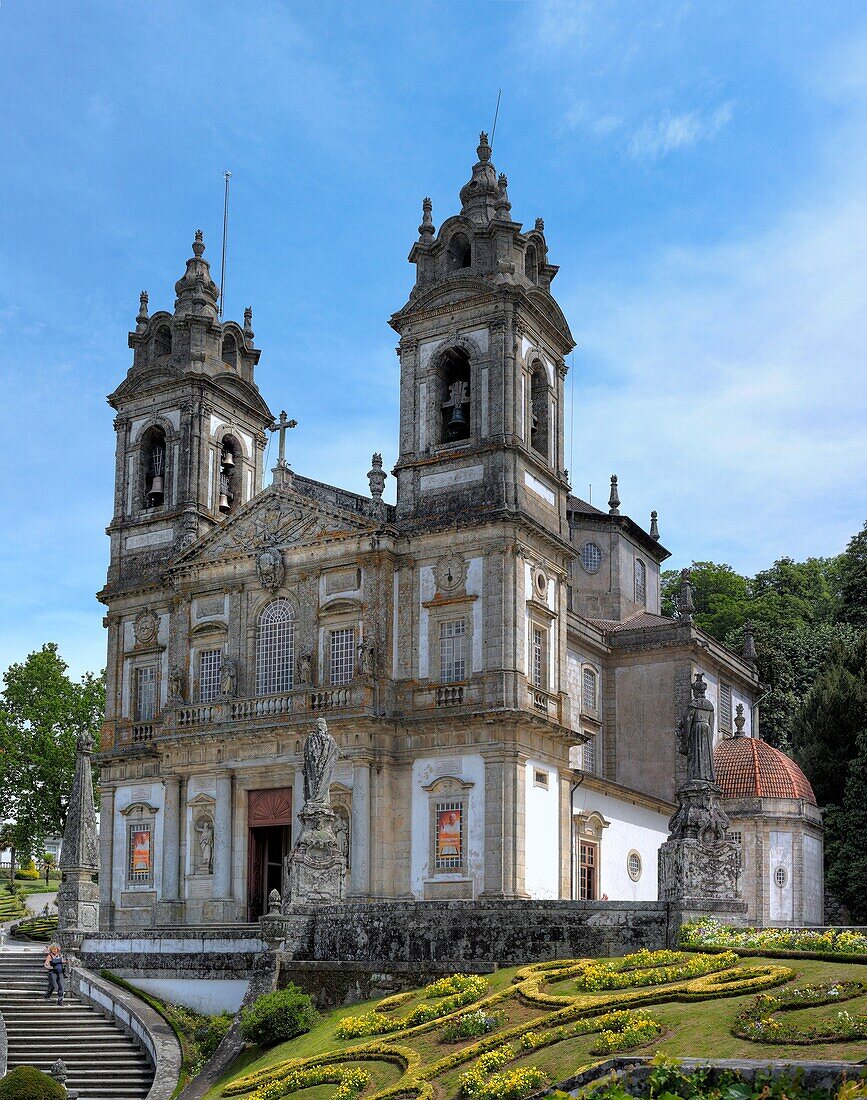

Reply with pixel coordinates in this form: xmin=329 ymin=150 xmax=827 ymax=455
xmin=96 ymin=136 xmax=822 ymax=930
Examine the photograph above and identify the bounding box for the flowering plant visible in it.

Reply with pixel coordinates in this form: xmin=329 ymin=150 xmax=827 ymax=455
xmin=681 ymin=917 xmax=867 ymax=956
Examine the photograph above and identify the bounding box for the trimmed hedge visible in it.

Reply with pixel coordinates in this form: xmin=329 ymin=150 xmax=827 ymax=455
xmin=0 ymin=1065 xmax=66 ymax=1099
xmin=239 ymin=986 xmax=317 ymax=1049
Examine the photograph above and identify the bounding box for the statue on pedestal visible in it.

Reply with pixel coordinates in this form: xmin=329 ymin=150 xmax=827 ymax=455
xmin=284 ymin=718 xmax=346 ymax=907
xmin=659 ymin=673 xmax=743 ymax=913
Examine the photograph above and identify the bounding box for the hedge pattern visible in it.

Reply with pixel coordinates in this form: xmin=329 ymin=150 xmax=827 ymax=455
xmin=221 ymin=950 xmax=799 ymax=1100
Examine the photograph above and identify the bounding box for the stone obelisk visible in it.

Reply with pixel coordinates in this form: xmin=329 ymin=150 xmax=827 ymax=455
xmin=57 ymin=730 xmax=100 ymax=950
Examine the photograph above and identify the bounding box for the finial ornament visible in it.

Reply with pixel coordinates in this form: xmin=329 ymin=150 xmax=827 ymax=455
xmin=733 ymin=703 xmax=747 ymax=738
xmin=477 ymin=131 xmax=492 ymax=163
xmin=193 ymin=229 xmax=205 ymax=258
xmin=243 ymin=306 xmax=254 ymax=340
xmin=742 ymin=620 xmax=758 ymax=666
xmin=608 ymin=474 xmax=621 ymax=515
xmin=677 ymin=568 xmax=695 ymax=623
xmin=136 ymin=290 xmax=149 ymax=331
xmin=534 ymin=217 xmax=545 ymax=232
xmin=367 ymin=453 xmax=386 ymax=502
xmin=650 ymin=510 xmax=660 ymax=540
xmin=419 ymin=196 xmax=434 ymax=238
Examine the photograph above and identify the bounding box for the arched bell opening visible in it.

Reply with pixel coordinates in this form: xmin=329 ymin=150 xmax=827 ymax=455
xmin=221 ymin=334 xmax=238 ymax=370
xmin=439 ymin=348 xmax=472 ymax=444
xmin=153 ymin=325 xmax=172 ymax=359
xmin=525 ymin=243 xmax=538 ymax=284
xmin=141 ymin=425 xmax=167 ymax=509
xmin=446 ymin=232 xmax=472 ymax=272
xmin=529 ymin=362 xmax=549 ymax=460
xmin=218 ymin=435 xmax=239 ymax=515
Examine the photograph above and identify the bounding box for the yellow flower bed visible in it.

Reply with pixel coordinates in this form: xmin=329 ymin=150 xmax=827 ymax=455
xmin=221 ymin=951 xmax=800 ymax=1100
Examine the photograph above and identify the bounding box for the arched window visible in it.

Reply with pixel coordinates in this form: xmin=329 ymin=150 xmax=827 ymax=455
xmin=221 ymin=334 xmax=237 ymax=370
xmin=447 ymin=232 xmax=471 ymax=271
xmin=634 ymin=559 xmax=647 ymax=605
xmin=256 ymin=600 xmax=295 ymax=695
xmin=153 ymin=325 xmax=172 ymax=358
xmin=525 ymin=244 xmax=538 ymax=284
xmin=530 ymin=363 xmax=549 ymax=459
xmin=140 ymin=425 xmax=167 ymax=509
xmin=440 ymin=347 xmax=471 ymax=443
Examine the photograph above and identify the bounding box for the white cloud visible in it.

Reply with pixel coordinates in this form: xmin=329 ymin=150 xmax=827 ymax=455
xmin=626 ymin=102 xmax=734 ymax=159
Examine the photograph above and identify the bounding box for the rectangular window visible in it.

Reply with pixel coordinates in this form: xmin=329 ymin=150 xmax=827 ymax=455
xmin=727 ymin=830 xmax=742 ymax=869
xmin=434 ymin=802 xmax=463 ymax=869
xmin=439 ymin=619 xmax=466 ymax=683
xmin=330 ymin=627 xmax=355 ymax=686
xmin=579 ymin=840 xmax=598 ymax=900
xmin=582 ymin=733 xmax=596 ymax=774
xmin=199 ymin=648 xmax=223 ymax=703
xmin=719 ymin=683 xmax=733 ymax=731
xmin=532 ymin=626 xmax=547 ymax=690
xmin=128 ymin=822 xmax=153 ymax=884
xmin=634 ymin=559 xmax=647 ymax=605
xmin=534 ymin=769 xmax=549 ymax=789
xmin=582 ymin=667 xmax=598 ymax=711
xmin=135 ymin=665 xmax=157 ymax=722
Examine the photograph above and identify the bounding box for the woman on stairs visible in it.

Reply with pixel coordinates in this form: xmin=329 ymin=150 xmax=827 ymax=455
xmin=43 ymin=944 xmax=65 ymax=1005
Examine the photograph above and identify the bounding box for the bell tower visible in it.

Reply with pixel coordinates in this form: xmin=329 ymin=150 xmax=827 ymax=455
xmin=389 ymin=134 xmax=575 ymax=537
xmin=104 ymin=231 xmax=273 ymax=591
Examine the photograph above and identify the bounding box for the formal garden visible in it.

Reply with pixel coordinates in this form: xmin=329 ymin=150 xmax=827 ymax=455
xmin=200 ymin=943 xmax=867 ymax=1100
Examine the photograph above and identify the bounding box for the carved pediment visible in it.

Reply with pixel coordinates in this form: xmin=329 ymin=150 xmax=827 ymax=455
xmin=171 ymin=487 xmax=381 ymax=572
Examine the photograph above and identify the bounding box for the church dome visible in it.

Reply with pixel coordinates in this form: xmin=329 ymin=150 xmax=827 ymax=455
xmin=714 ymin=736 xmax=816 ymax=804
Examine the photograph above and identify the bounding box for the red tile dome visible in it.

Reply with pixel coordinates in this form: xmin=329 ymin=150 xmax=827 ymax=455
xmin=714 ymin=736 xmax=816 ymax=804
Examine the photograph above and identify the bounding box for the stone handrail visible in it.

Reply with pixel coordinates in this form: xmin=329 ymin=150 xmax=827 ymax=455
xmin=70 ymin=965 xmax=182 ymax=1100
xmin=0 ymin=996 xmax=7 ymax=1077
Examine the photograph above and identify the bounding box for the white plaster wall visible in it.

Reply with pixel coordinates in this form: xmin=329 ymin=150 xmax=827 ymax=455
xmin=112 ymin=782 xmax=165 ymax=905
xmin=769 ymin=830 xmax=794 ymax=923
xmin=410 ymin=754 xmax=485 ymax=898
xmin=128 ymin=977 xmax=248 ymax=1015
xmin=572 ymin=786 xmax=670 ymax=901
xmin=524 ymin=761 xmax=559 ymax=898
xmin=803 ymin=833 xmax=824 ymax=925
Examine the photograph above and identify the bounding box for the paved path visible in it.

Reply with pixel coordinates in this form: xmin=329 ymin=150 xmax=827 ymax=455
xmin=24 ymin=890 xmax=57 ymax=915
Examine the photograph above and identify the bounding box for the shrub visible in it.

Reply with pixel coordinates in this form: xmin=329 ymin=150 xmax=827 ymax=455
xmin=239 ymin=985 xmax=317 ymax=1048
xmin=15 ymin=867 xmax=41 ymax=881
xmin=441 ymin=1009 xmax=506 ymax=1042
xmin=0 ymin=1065 xmax=66 ymax=1099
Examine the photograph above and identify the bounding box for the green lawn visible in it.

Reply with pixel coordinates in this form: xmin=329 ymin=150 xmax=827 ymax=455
xmin=204 ymin=952 xmax=867 ymax=1100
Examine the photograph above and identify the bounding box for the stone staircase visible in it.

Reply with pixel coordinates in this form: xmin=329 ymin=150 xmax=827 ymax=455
xmin=0 ymin=947 xmax=154 ymax=1098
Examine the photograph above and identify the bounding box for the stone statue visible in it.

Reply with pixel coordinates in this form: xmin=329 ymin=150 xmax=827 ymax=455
xmin=196 ymin=816 xmax=214 ymax=873
xmin=335 ymin=810 xmax=350 ymax=868
xmin=76 ymin=729 xmax=93 ymax=754
xmin=677 ymin=674 xmax=715 ymax=783
xmin=220 ymin=658 xmax=238 ymax=699
xmin=357 ymin=640 xmax=375 ymax=677
xmin=303 ymin=718 xmax=339 ymax=807
xmin=168 ymin=664 xmax=184 ymax=702
xmin=298 ymin=653 xmax=312 ymax=685
xmin=256 ymin=545 xmax=285 ymax=591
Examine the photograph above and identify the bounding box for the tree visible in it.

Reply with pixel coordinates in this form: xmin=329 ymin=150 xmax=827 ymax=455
xmin=660 ymin=561 xmax=749 ymax=640
xmin=837 ymin=520 xmax=867 ymax=629
xmin=42 ymin=851 xmax=56 ymax=886
xmin=792 ymin=632 xmax=867 ymax=809
xmin=823 ymin=730 xmax=867 ymax=923
xmin=0 ymin=644 xmax=104 ymax=859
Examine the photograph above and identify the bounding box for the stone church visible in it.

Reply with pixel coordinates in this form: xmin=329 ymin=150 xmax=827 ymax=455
xmin=96 ymin=135 xmax=823 ymax=930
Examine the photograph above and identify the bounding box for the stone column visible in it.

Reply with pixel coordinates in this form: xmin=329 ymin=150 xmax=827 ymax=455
xmin=481 ymin=752 xmax=505 ymax=897
xmin=558 ymin=768 xmax=573 ymax=899
xmin=98 ymin=786 xmax=115 ymax=930
xmin=212 ymin=770 xmax=234 ymax=900
xmin=161 ymin=775 xmax=181 ymax=901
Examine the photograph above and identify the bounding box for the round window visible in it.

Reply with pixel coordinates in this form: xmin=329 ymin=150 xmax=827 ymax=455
xmin=580 ymin=542 xmax=603 ymax=574
xmin=534 ymin=570 xmax=548 ymax=597
xmin=774 ymin=866 xmax=787 ymax=889
xmin=627 ymin=851 xmax=642 ymax=882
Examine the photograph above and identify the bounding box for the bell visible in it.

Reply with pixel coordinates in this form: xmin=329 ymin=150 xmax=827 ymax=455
xmin=445 ymin=402 xmax=469 ymax=440
xmin=149 ymin=474 xmax=164 ymax=496
xmin=221 ymin=448 xmax=235 ymax=469
xmin=218 ymin=491 xmax=231 ymax=513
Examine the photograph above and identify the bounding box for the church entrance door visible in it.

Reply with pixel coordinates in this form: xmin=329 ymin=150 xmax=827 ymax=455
xmin=247 ymin=788 xmax=293 ymax=921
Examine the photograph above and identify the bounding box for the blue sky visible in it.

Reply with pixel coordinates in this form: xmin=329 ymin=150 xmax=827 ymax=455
xmin=1 ymin=1 xmax=865 ymax=680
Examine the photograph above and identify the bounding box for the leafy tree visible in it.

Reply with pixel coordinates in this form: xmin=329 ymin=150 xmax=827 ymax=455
xmin=837 ymin=520 xmax=867 ymax=629
xmin=42 ymin=851 xmax=56 ymax=886
xmin=0 ymin=644 xmax=104 ymax=859
xmin=749 ymin=556 xmax=839 ymax=631
xmin=660 ymin=561 xmax=749 ymax=640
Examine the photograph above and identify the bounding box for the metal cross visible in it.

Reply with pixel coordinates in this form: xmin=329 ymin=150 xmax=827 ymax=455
xmin=269 ymin=410 xmax=297 ymax=466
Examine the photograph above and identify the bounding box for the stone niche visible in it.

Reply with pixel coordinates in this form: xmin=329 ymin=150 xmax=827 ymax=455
xmin=422 ymin=774 xmax=475 ymax=901
xmin=187 ymin=793 xmax=216 ymax=898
